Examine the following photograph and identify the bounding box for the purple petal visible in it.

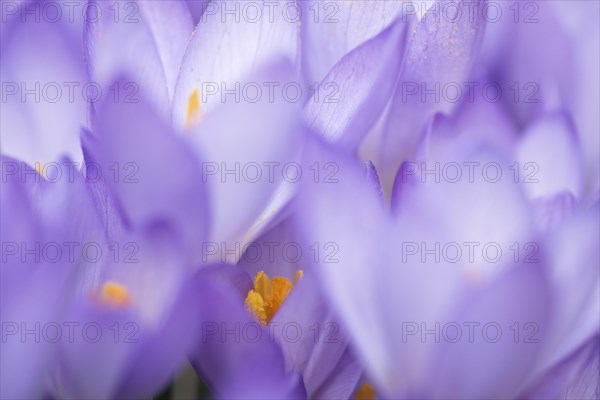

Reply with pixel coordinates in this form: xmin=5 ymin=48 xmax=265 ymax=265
xmin=300 ymin=0 xmax=405 ymax=84
xmin=238 ymin=217 xmax=301 ymax=280
xmin=523 ymin=335 xmax=599 ymax=400
xmin=1 ymin=178 xmax=66 ymax=400
xmin=56 ymin=304 xmax=140 ymax=399
xmin=295 ymin=137 xmax=393 ymax=393
xmin=1 ymin=1 xmax=86 ymax=165
xmin=304 ymin=16 xmax=411 ymax=151
xmin=84 ymin=0 xmax=194 ymax=121
xmin=1 ymin=157 xmax=41 ymax=244
xmin=171 ymin=0 xmax=298 ymax=127
xmin=379 ymin=0 xmax=486 ymax=181
xmin=184 ymin=59 xmax=303 ymax=245
xmin=56 ymin=226 xmax=196 ymax=399
xmin=242 ymin=179 xmax=299 ymax=247
xmin=562 ymin=338 xmax=599 ymax=400
xmin=190 ymin=265 xmax=302 ymax=399
xmin=395 ymin=150 xmax=535 ymax=272
xmin=428 ymin=261 xmax=551 ymax=399
xmin=299 ymin=138 xmax=540 ymax=396
xmin=478 ymin=1 xmax=599 ymax=193
xmin=0 ymin=162 xmax=108 ymax=399
xmin=532 ymin=191 xmax=578 ymax=233
xmin=424 ymin=96 xmax=518 ymax=160
xmin=186 ymin=0 xmax=211 ymax=24
xmin=88 ymin=78 xmax=210 ymax=266
xmin=115 ymin=265 xmax=203 ymax=398
xmin=273 ymin=271 xmax=356 ymax=398
xmin=516 ymin=112 xmax=584 ymax=200
xmin=309 ymin=349 xmax=363 ymax=400
xmin=137 ymin=2 xmax=194 ymax=104
xmin=536 ymin=205 xmax=600 ymax=374
xmin=81 ymin=128 xmax=127 ymax=244
xmin=239 ymin=215 xmax=359 ymax=397
xmin=98 ymin=226 xmax=187 ymax=328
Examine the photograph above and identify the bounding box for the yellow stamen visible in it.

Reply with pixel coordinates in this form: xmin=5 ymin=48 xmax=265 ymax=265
xmin=254 ymin=271 xmax=272 ymax=299
xmin=185 ymin=89 xmax=202 ymax=128
xmin=294 ymin=270 xmax=303 ymax=283
xmin=355 ymin=383 xmax=376 ymax=400
xmin=245 ymin=290 xmax=268 ymax=325
xmin=34 ymin=162 xmax=45 ymax=179
xmin=245 ymin=270 xmax=302 ymax=325
xmin=98 ymin=281 xmax=132 ymax=308
xmin=268 ymin=277 xmax=293 ymax=317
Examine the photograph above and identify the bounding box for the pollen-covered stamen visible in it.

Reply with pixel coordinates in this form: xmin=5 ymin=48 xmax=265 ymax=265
xmin=245 ymin=290 xmax=268 ymax=325
xmin=97 ymin=281 xmax=132 ymax=308
xmin=354 ymin=383 xmax=376 ymax=400
xmin=185 ymin=89 xmax=202 ymax=128
xmin=245 ymin=270 xmax=302 ymax=325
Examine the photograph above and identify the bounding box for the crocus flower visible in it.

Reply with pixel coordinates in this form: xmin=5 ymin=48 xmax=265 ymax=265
xmin=50 ymin=83 xmax=213 ymax=399
xmin=190 ymin=264 xmax=305 ymax=399
xmin=84 ymin=78 xmax=360 ymax=398
xmin=0 ymin=86 xmax=210 ymax=398
xmin=297 ymin=4 xmax=599 ymax=395
xmin=390 ymin=98 xmax=599 ymax=395
xmin=0 ymin=154 xmax=204 ymax=399
xmin=237 ymin=218 xmax=362 ymax=399
xmin=80 ymin=67 xmax=325 ymax=398
xmin=188 ymin=257 xmax=361 ymax=400
xmin=53 ymin=225 xmax=202 ymax=399
xmin=85 ymin=0 xmax=305 ymax=248
xmin=295 ymin=130 xmax=598 ymax=398
xmin=2 ymin=0 xmax=598 ymax=398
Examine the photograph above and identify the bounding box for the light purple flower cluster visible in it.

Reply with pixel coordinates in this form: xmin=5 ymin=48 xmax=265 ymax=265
xmin=1 ymin=1 xmax=598 ymax=399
